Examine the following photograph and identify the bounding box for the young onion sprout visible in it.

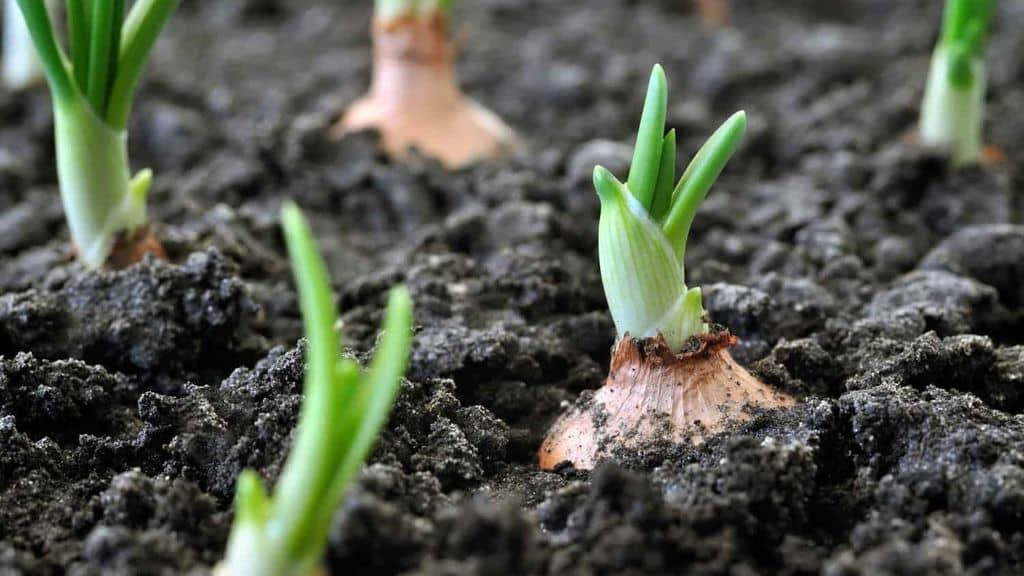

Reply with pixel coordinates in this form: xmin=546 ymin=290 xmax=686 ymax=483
xmin=217 ymin=203 xmax=413 ymax=576
xmin=539 ymin=65 xmax=792 ymax=470
xmin=15 ymin=0 xmax=178 ymax=267
xmin=598 ymin=64 xmax=746 ymax=352
xmin=919 ymin=0 xmax=994 ymax=166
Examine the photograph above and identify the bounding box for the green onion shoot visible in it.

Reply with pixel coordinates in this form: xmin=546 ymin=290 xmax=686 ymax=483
xmin=15 ymin=0 xmax=178 ymax=267
xmin=597 ymin=64 xmax=746 ymax=353
xmin=539 ymin=65 xmax=793 ymax=470
xmin=216 ymin=202 xmax=413 ymax=576
xmin=919 ymin=0 xmax=995 ymax=166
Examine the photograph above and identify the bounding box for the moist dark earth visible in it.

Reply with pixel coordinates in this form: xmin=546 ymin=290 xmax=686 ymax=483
xmin=1 ymin=0 xmax=1024 ymax=574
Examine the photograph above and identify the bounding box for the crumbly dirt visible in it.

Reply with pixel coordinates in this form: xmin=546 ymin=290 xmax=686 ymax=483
xmin=1 ymin=0 xmax=1024 ymax=574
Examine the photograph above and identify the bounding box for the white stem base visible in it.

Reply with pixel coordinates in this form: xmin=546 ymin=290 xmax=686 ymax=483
xmin=920 ymin=46 xmax=985 ymax=166
xmin=55 ymin=97 xmax=150 ymax=268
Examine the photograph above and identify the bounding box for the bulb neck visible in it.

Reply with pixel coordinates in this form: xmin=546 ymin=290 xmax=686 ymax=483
xmin=369 ymin=13 xmax=459 ymax=114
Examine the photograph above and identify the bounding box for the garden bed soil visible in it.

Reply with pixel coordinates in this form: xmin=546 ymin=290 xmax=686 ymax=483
xmin=2 ymin=0 xmax=1024 ymax=574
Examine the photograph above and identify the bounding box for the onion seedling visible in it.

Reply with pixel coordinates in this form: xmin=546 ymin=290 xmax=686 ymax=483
xmin=539 ymin=65 xmax=793 ymax=470
xmin=15 ymin=0 xmax=178 ymax=268
xmin=334 ymin=0 xmax=517 ymax=168
xmin=216 ymin=203 xmax=413 ymax=576
xmin=3 ymin=0 xmax=58 ymax=89
xmin=919 ymin=0 xmax=994 ymax=166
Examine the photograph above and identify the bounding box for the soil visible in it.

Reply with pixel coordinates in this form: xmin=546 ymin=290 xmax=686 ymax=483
xmin=1 ymin=0 xmax=1023 ymax=574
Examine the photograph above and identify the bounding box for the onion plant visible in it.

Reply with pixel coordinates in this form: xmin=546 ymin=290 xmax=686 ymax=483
xmin=597 ymin=64 xmax=746 ymax=352
xmin=15 ymin=0 xmax=178 ymax=267
xmin=335 ymin=0 xmax=517 ymax=168
xmin=3 ymin=0 xmax=58 ymax=88
xmin=217 ymin=203 xmax=413 ymax=576
xmin=539 ymin=65 xmax=793 ymax=470
xmin=919 ymin=0 xmax=995 ymax=166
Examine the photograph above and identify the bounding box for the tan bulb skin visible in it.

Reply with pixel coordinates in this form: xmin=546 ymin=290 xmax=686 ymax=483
xmin=106 ymin=226 xmax=166 ymax=269
xmin=73 ymin=225 xmax=166 ymax=270
xmin=539 ymin=330 xmax=794 ymax=470
xmin=333 ymin=12 xmax=517 ymax=169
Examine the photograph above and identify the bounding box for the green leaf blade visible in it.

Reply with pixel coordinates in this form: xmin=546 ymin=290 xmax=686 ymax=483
xmin=234 ymin=470 xmax=270 ymax=527
xmin=626 ymin=64 xmax=667 ymax=211
xmin=271 ymin=202 xmax=343 ymax=563
xmin=661 ymin=110 xmax=747 ymax=260
xmin=106 ymin=0 xmax=180 ymax=129
xmin=85 ymin=0 xmax=116 ymax=113
xmin=108 ymin=0 xmax=126 ymax=105
xmin=66 ymin=0 xmax=90 ymax=90
xmin=248 ymin=204 xmax=413 ymax=573
xmin=650 ymin=129 xmax=676 ymax=222
xmin=942 ymin=0 xmax=994 ymax=56
xmin=921 ymin=0 xmax=991 ymax=166
xmin=314 ymin=287 xmax=413 ymax=559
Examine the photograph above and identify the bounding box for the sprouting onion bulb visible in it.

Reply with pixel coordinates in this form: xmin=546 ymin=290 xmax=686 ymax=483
xmin=217 ymin=203 xmax=413 ymax=576
xmin=919 ymin=0 xmax=994 ymax=166
xmin=539 ymin=65 xmax=789 ymax=471
xmin=3 ymin=0 xmax=58 ymax=89
xmin=596 ymin=64 xmax=746 ymax=352
xmin=14 ymin=0 xmax=178 ymax=267
xmin=335 ymin=0 xmax=517 ymax=168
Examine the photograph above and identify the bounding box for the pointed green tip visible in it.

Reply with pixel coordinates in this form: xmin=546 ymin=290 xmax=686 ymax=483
xmin=129 ymin=169 xmax=153 ymax=204
xmin=281 ymin=200 xmax=302 ymax=230
xmin=234 ymin=470 xmax=270 ymax=526
xmin=386 ymin=285 xmax=413 ymax=327
xmin=651 ymin=63 xmax=666 ymax=87
xmin=660 ymin=109 xmax=748 ymax=260
xmin=627 ymin=65 xmax=669 ymax=210
xmin=706 ymin=110 xmax=748 ymax=165
xmin=281 ymin=201 xmax=316 ymax=264
xmin=649 ymin=66 xmax=668 ymax=117
xmin=593 ymin=166 xmax=621 ymax=203
xmin=726 ymin=110 xmax=748 ymax=138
